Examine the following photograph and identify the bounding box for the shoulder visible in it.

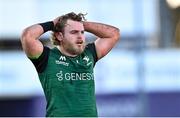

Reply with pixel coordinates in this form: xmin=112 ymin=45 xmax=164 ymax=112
xmin=84 ymin=43 xmax=98 ymax=64
xmin=29 ymin=46 xmax=50 ymax=73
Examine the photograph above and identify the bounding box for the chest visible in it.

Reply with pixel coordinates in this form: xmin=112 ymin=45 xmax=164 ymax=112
xmin=45 ymin=53 xmax=95 ymax=87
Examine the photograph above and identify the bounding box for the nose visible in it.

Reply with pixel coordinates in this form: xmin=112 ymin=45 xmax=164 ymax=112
xmin=77 ymin=32 xmax=84 ymax=39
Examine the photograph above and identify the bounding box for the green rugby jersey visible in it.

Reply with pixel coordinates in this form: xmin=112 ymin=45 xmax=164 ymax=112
xmin=30 ymin=43 xmax=98 ymax=117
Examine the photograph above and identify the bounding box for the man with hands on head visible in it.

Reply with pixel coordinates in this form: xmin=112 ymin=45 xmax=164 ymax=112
xmin=21 ymin=12 xmax=120 ymax=117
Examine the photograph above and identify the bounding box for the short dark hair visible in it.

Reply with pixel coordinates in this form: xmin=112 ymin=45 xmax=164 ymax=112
xmin=51 ymin=12 xmax=86 ymax=45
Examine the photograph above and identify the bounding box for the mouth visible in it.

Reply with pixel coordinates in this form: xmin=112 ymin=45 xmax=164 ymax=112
xmin=76 ymin=40 xmax=83 ymax=45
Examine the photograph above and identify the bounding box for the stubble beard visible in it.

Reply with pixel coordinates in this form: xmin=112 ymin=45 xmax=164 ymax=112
xmin=71 ymin=43 xmax=85 ymax=55
xmin=63 ymin=42 xmax=86 ymax=56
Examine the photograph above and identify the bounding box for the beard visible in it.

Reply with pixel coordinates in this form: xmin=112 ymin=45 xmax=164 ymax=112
xmin=61 ymin=41 xmax=86 ymax=56
xmin=69 ymin=44 xmax=85 ymax=55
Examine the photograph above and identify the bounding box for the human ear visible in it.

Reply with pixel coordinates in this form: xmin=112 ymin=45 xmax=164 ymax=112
xmin=55 ymin=32 xmax=64 ymax=41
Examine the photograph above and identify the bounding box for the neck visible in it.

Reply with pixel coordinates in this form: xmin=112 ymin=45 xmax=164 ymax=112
xmin=57 ymin=46 xmax=77 ymax=57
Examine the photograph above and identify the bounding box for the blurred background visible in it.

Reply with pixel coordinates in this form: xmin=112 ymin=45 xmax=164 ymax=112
xmin=0 ymin=0 xmax=180 ymax=117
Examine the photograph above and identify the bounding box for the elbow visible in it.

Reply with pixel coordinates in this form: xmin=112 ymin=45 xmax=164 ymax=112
xmin=113 ymin=28 xmax=120 ymax=42
xmin=117 ymin=28 xmax=120 ymax=40
xmin=21 ymin=28 xmax=31 ymax=42
xmin=20 ymin=27 xmax=34 ymax=51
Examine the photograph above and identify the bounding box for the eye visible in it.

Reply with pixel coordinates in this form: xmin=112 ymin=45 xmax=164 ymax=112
xmin=71 ymin=30 xmax=77 ymax=34
xmin=81 ymin=31 xmax=84 ymax=34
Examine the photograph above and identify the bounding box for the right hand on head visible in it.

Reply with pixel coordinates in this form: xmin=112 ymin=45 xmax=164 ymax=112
xmin=53 ymin=16 xmax=62 ymax=26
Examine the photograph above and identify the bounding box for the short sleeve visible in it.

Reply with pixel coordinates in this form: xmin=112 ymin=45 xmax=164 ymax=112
xmin=29 ymin=46 xmax=50 ymax=73
xmin=86 ymin=43 xmax=98 ymax=64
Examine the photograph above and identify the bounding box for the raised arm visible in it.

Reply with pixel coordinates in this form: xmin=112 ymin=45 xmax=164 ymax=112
xmin=83 ymin=22 xmax=120 ymax=60
xmin=20 ymin=17 xmax=59 ymax=58
xmin=21 ymin=24 xmax=45 ymax=58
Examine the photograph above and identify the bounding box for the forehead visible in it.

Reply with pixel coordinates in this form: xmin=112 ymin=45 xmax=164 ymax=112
xmin=65 ymin=20 xmax=84 ymax=31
